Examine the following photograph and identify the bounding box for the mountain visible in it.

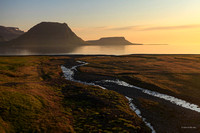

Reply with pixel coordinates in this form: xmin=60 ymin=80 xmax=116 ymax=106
xmin=0 ymin=22 xmax=86 ymax=54
xmin=0 ymin=26 xmax=24 ymax=41
xmin=86 ymin=37 xmax=142 ymax=45
xmin=0 ymin=36 xmax=5 ymax=42
xmin=10 ymin=22 xmax=85 ymax=47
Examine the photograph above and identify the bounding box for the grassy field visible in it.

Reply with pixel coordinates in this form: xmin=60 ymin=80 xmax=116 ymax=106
xmin=78 ymin=55 xmax=200 ymax=106
xmin=0 ymin=56 xmax=150 ymax=133
xmin=75 ymin=54 xmax=200 ymax=132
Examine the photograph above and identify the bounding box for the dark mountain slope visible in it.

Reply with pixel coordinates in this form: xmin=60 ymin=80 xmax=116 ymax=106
xmin=87 ymin=37 xmax=142 ymax=45
xmin=0 ymin=36 xmax=5 ymax=42
xmin=10 ymin=22 xmax=85 ymax=47
xmin=0 ymin=22 xmax=86 ymax=54
xmin=0 ymin=26 xmax=24 ymax=41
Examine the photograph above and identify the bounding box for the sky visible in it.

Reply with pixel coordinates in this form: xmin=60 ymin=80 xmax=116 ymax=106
xmin=1 ymin=0 xmax=200 ymax=45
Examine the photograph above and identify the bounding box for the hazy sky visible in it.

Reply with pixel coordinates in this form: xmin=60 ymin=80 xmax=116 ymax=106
xmin=1 ymin=0 xmax=200 ymax=45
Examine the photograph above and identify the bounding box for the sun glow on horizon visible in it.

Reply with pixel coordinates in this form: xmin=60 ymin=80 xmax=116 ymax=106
xmin=1 ymin=0 xmax=200 ymax=47
xmin=72 ymin=24 xmax=200 ymax=46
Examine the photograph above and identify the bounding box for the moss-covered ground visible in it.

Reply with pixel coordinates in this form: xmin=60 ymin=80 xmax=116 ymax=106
xmin=0 ymin=56 xmax=150 ymax=133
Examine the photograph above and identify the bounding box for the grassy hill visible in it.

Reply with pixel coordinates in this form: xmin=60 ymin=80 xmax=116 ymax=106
xmin=76 ymin=54 xmax=200 ymax=132
xmin=0 ymin=56 xmax=150 ymax=133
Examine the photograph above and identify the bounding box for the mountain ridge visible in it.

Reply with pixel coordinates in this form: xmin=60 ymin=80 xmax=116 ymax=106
xmin=0 ymin=22 xmax=88 ymax=54
xmin=10 ymin=22 xmax=85 ymax=47
xmin=87 ymin=37 xmax=142 ymax=45
xmin=0 ymin=25 xmax=24 ymax=41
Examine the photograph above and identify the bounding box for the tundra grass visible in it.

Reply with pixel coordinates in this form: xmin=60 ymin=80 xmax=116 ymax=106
xmin=0 ymin=56 xmax=150 ymax=133
xmin=78 ymin=55 xmax=200 ymax=105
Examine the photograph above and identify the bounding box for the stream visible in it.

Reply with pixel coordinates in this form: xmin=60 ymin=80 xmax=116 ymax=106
xmin=61 ymin=60 xmax=200 ymax=133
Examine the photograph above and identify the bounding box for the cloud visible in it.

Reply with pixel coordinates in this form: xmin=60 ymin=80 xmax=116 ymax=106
xmin=73 ymin=24 xmax=200 ymax=32
xmin=72 ymin=26 xmax=111 ymax=31
xmin=99 ymin=24 xmax=200 ymax=31
xmin=142 ymin=24 xmax=200 ymax=31
xmin=107 ymin=26 xmax=138 ymax=31
xmin=74 ymin=25 xmax=142 ymax=31
xmin=94 ymin=26 xmax=109 ymax=29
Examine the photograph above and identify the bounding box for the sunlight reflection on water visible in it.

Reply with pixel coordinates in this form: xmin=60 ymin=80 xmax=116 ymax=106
xmin=0 ymin=44 xmax=200 ymax=55
xmin=69 ymin=44 xmax=200 ymax=55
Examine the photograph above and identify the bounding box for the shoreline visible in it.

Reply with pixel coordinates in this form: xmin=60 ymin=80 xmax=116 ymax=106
xmin=0 ymin=53 xmax=200 ymax=57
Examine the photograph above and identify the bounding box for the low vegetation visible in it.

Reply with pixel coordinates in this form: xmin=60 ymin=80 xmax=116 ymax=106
xmin=77 ymin=55 xmax=200 ymax=132
xmin=79 ymin=55 xmax=200 ymax=105
xmin=0 ymin=56 xmax=150 ymax=132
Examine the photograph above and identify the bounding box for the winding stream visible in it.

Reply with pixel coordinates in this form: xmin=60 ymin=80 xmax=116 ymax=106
xmin=61 ymin=60 xmax=200 ymax=133
xmin=61 ymin=61 xmax=106 ymax=90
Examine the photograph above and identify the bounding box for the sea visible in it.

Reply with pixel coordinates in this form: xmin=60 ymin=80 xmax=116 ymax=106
xmin=0 ymin=44 xmax=200 ymax=55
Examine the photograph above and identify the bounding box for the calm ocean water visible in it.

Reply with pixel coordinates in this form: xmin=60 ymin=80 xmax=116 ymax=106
xmin=68 ymin=45 xmax=200 ymax=55
xmin=0 ymin=44 xmax=200 ymax=55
